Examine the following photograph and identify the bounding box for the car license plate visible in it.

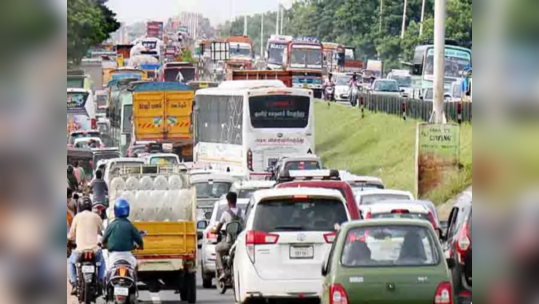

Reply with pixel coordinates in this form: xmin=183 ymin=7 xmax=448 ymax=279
xmin=82 ymin=265 xmax=95 ymax=273
xmin=290 ymin=246 xmax=314 ymax=259
xmin=114 ymin=287 xmax=129 ymax=296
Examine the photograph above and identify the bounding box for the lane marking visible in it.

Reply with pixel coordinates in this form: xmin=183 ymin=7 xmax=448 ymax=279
xmin=150 ymin=293 xmax=162 ymax=304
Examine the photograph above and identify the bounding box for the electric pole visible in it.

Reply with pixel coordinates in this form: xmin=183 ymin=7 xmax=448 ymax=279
xmin=432 ymin=0 xmax=446 ymax=123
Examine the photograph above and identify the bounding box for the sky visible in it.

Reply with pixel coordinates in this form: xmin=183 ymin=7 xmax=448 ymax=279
xmin=106 ymin=0 xmax=294 ymax=26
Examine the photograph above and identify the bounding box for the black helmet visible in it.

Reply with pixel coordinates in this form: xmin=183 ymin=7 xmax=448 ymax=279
xmin=67 ymin=165 xmax=74 ymax=175
xmin=78 ymin=196 xmax=93 ymax=213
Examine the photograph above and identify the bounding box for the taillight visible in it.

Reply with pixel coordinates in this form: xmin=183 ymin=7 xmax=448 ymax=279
xmin=246 ymin=231 xmax=279 ymax=263
xmin=428 ymin=210 xmax=439 ymax=230
xmin=91 ymin=118 xmax=97 ymax=130
xmin=456 ymin=221 xmax=471 ymax=263
xmin=434 ymin=282 xmax=453 ymax=304
xmin=324 ymin=232 xmax=336 ymax=243
xmin=117 ymin=266 xmax=127 ymax=277
xmin=247 ymin=149 xmax=253 ymax=171
xmin=330 ymin=284 xmax=349 ymax=304
xmin=364 ymin=211 xmax=372 ymax=219
xmin=206 ymin=231 xmax=218 ymax=244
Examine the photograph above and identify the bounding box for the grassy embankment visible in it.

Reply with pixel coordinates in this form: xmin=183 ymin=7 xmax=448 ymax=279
xmin=314 ymin=102 xmax=473 ymax=205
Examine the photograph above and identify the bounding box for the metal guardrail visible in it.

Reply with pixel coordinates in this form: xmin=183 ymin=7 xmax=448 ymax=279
xmin=357 ymin=93 xmax=472 ymax=123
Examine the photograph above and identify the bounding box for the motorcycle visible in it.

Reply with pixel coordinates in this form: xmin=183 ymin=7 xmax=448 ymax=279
xmin=324 ymin=85 xmax=335 ymax=102
xmin=215 ymin=222 xmax=242 ymax=295
xmin=105 ymin=231 xmax=146 ymax=304
xmin=76 ymin=249 xmax=102 ymax=304
xmin=349 ymin=84 xmax=360 ymax=107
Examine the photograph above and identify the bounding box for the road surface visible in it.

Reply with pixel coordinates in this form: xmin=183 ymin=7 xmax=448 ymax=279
xmin=67 ymin=269 xmax=234 ymax=304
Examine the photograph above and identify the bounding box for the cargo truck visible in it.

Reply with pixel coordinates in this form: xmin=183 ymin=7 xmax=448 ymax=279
xmin=132 ymin=82 xmax=194 ymax=162
xmin=105 ymin=165 xmax=197 ymax=302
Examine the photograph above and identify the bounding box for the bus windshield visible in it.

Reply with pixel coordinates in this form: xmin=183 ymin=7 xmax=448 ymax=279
xmin=291 ymin=47 xmax=323 ymax=68
xmin=424 ymin=48 xmax=471 ymax=78
xmin=249 ymin=95 xmax=310 ymax=129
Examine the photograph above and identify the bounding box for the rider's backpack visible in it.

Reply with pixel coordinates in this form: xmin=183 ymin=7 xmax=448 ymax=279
xmin=225 ymin=209 xmax=244 ymax=243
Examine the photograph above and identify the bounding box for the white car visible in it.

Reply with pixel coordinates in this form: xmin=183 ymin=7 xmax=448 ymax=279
xmin=334 ymin=73 xmax=352 ymax=101
xmin=355 ymin=189 xmax=414 ymax=217
xmin=200 ymin=180 xmax=275 ymax=288
xmin=339 ymin=171 xmax=385 ymax=191
xmin=233 ymin=188 xmax=351 ymax=303
xmin=370 ymin=79 xmax=403 ymax=97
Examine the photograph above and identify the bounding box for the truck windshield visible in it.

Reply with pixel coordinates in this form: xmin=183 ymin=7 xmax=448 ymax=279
xmin=249 ymin=95 xmax=310 ymax=129
xmin=230 ymin=46 xmax=251 ymax=57
xmin=291 ymin=48 xmax=323 ymax=68
xmin=391 ymin=75 xmax=412 ymax=88
xmin=268 ymin=43 xmax=286 ymax=65
xmin=165 ymin=68 xmax=196 ymax=82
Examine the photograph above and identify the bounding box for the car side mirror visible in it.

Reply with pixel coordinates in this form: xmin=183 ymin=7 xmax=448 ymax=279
xmin=446 ymin=258 xmax=456 ymax=269
xmin=204 ymin=212 xmax=212 ymax=220
xmin=437 ymin=228 xmax=445 ymax=241
xmin=197 ymin=220 xmax=208 ymax=230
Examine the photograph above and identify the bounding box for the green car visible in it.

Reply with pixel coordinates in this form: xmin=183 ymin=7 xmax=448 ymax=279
xmin=322 ymin=219 xmax=455 ymax=304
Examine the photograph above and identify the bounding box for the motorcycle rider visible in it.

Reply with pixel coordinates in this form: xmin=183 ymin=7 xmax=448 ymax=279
xmin=323 ymin=73 xmax=336 ymax=101
xmin=67 ymin=197 xmax=106 ymax=295
xmin=102 ymin=198 xmax=144 ymax=273
xmin=213 ymin=192 xmax=243 ymax=281
xmin=67 ymin=165 xmax=78 ymax=192
xmin=348 ymin=72 xmax=361 ymax=105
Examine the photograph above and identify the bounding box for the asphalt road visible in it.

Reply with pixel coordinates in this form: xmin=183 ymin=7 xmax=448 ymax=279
xmin=67 ymin=270 xmax=234 ymax=304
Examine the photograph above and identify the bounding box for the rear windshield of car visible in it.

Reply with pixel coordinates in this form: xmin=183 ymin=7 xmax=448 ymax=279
xmin=361 ymin=194 xmax=411 ymax=205
xmin=253 ymin=198 xmax=348 ymax=232
xmin=69 ymin=132 xmax=100 ymax=144
xmin=284 ymin=161 xmax=321 ymax=171
xmin=279 ymin=183 xmax=347 ymax=199
xmin=371 ymin=212 xmax=431 ymax=223
xmin=194 ymin=182 xmax=232 ymax=199
xmin=350 ymin=183 xmax=385 ymax=191
xmin=342 ymin=225 xmax=440 ymax=267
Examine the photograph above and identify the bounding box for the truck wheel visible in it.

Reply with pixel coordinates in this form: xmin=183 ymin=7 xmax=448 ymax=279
xmin=185 ymin=272 xmax=197 ymax=303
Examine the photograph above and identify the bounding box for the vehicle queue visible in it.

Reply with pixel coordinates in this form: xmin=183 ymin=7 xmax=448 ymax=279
xmin=67 ymin=43 xmax=471 ymax=304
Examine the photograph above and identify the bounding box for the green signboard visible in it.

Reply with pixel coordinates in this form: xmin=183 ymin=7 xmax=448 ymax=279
xmin=177 ymin=26 xmax=189 ymax=33
xmin=415 ymin=123 xmax=460 ymax=198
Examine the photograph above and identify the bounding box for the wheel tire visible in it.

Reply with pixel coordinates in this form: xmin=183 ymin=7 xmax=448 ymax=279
xmin=185 ymin=272 xmax=197 ymax=303
xmin=216 ymin=278 xmax=227 ymax=295
xmin=83 ymin=282 xmax=93 ymax=304
xmin=202 ymin=276 xmax=212 ymax=289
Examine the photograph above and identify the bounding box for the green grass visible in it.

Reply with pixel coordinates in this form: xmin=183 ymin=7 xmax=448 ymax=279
xmin=314 ymin=102 xmax=473 ymax=205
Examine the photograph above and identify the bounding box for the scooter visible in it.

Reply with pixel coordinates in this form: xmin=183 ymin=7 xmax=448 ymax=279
xmin=349 ymin=84 xmax=359 ymax=107
xmin=104 ymin=231 xmax=146 ymax=304
xmin=324 ymin=85 xmax=335 ymax=102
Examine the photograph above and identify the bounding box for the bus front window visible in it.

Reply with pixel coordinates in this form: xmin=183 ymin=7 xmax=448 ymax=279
xmin=425 ymin=48 xmax=471 ymax=78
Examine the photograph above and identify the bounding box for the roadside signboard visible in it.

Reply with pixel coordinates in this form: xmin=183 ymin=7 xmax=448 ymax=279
xmin=415 ymin=123 xmax=460 ymax=198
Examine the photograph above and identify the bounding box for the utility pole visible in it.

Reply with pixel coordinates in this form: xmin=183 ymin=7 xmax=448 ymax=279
xmin=379 ymin=0 xmax=384 ymax=33
xmin=261 ymin=14 xmax=264 ymax=58
xmin=276 ymin=3 xmax=280 ymax=35
xmin=401 ymin=0 xmax=408 ymax=39
xmin=419 ymin=0 xmax=427 ymax=36
xmin=244 ymin=15 xmax=248 ymax=36
xmin=432 ymin=0 xmax=446 ymax=123
xmin=280 ymin=5 xmax=284 ymax=34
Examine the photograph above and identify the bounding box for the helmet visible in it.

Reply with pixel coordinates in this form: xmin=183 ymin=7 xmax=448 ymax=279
xmin=114 ymin=198 xmax=130 ymax=218
xmin=67 ymin=165 xmax=74 ymax=175
xmin=78 ymin=196 xmax=92 ymax=213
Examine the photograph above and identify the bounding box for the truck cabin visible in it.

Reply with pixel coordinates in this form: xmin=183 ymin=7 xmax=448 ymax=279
xmin=161 ymin=62 xmax=197 ymax=83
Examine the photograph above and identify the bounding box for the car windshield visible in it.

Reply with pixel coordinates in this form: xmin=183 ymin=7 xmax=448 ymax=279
xmin=284 ymin=160 xmax=321 ymax=171
xmin=335 ymin=76 xmax=349 ymax=86
xmin=194 ymin=182 xmax=232 ymax=199
xmin=361 ymin=194 xmax=410 ymax=205
xmin=253 ymin=198 xmax=348 ymax=232
xmin=149 ymin=157 xmax=178 ymax=166
xmin=374 ymin=81 xmax=400 ymax=92
xmin=216 ymin=203 xmax=249 ymax=222
xmin=342 ymin=225 xmax=439 ymax=267
xmin=392 ymin=75 xmax=412 ymax=88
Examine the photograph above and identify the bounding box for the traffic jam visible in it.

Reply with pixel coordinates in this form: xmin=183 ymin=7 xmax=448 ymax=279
xmin=67 ymin=24 xmax=471 ymax=304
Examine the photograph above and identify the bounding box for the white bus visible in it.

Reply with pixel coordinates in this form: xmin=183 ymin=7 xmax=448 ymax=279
xmin=194 ymin=81 xmax=315 ymax=179
xmin=67 ymin=88 xmax=96 ymax=135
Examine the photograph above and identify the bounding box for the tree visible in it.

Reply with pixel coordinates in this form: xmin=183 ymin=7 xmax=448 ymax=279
xmin=67 ymin=0 xmax=120 ymax=66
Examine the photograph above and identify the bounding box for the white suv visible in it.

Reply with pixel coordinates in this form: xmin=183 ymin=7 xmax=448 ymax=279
xmin=233 ymin=188 xmax=351 ymax=303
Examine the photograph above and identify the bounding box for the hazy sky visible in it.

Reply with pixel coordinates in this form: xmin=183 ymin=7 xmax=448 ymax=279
xmin=106 ymin=0 xmax=294 ymax=26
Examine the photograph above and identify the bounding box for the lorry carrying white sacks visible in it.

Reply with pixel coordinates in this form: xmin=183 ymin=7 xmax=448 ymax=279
xmin=106 ymin=165 xmax=197 ymax=300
